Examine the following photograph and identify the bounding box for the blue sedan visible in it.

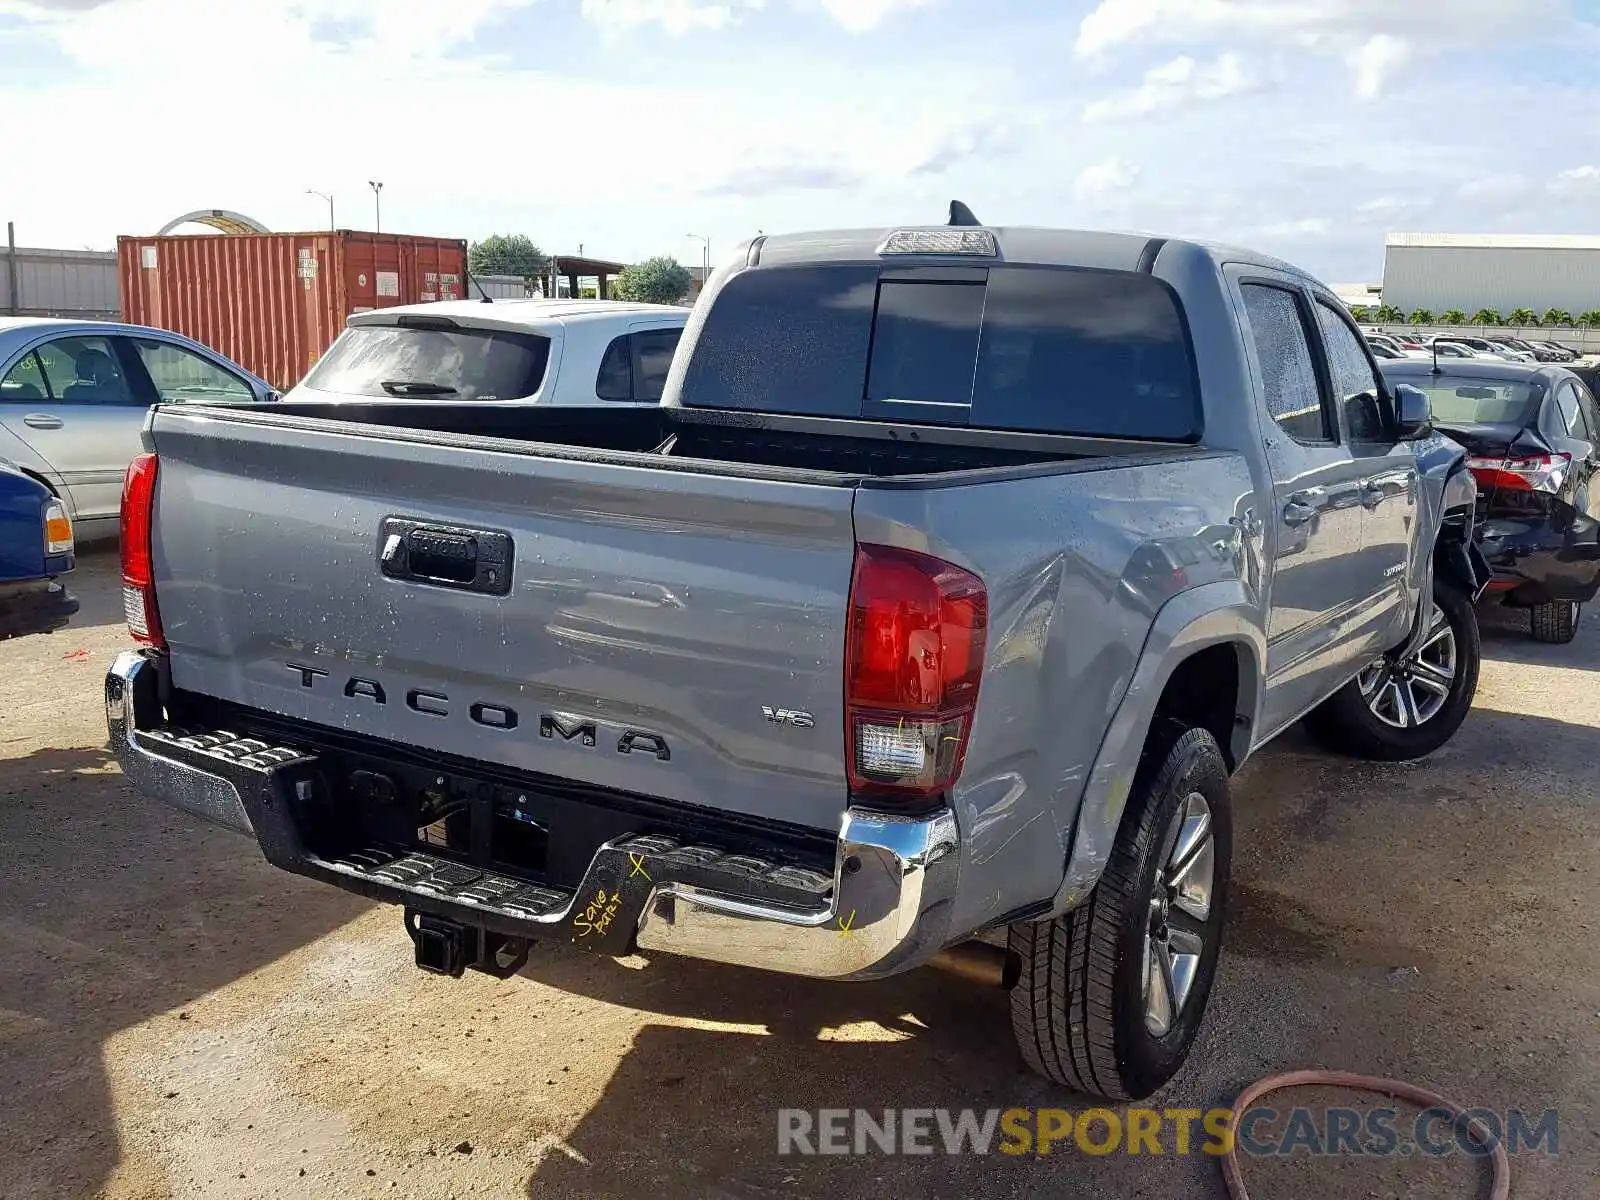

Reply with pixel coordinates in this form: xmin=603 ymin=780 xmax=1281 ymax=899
xmin=0 ymin=457 xmax=77 ymax=640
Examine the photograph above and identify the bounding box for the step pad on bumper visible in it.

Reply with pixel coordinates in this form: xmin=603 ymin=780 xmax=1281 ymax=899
xmin=319 ymin=834 xmax=834 ymax=936
xmin=140 ymin=726 xmax=315 ymax=771
xmin=325 ymin=848 xmax=573 ymax=918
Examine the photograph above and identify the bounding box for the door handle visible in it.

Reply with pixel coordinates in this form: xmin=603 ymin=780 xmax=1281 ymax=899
xmin=1283 ymin=497 xmax=1318 ymax=527
xmin=22 ymin=413 xmax=64 ymax=430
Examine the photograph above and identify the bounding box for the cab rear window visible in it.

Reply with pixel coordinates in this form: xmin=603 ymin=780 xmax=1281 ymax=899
xmin=680 ymin=263 xmax=1201 ymax=440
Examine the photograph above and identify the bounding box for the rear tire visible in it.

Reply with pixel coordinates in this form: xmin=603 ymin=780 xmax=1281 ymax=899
xmin=1530 ymin=600 xmax=1580 ymax=644
xmin=1307 ymin=581 xmax=1479 ymax=761
xmin=1008 ymin=726 xmax=1231 ymax=1101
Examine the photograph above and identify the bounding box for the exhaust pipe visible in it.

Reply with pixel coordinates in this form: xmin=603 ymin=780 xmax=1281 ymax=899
xmin=928 ymin=939 xmax=1020 ymax=989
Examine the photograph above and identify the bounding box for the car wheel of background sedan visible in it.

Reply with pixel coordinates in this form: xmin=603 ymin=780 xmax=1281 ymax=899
xmin=1307 ymin=581 xmax=1480 ymax=761
xmin=1530 ymin=600 xmax=1581 ymax=645
xmin=1009 ymin=724 xmax=1231 ymax=1101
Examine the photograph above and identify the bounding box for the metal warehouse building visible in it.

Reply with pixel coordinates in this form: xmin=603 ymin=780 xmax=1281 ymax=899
xmin=1382 ymin=233 xmax=1600 ymax=317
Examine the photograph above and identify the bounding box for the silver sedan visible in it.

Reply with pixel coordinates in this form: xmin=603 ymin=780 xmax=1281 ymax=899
xmin=0 ymin=318 xmax=274 ymax=539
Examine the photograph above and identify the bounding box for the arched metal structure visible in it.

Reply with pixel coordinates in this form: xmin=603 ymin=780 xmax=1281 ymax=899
xmin=155 ymin=209 xmax=270 ymax=236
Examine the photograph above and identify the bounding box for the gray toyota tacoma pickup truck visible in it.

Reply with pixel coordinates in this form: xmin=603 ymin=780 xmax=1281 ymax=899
xmin=107 ymin=211 xmax=1489 ymax=1100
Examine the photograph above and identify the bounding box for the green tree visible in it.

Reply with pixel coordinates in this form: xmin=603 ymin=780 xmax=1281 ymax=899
xmin=1509 ymin=307 xmax=1538 ymax=327
xmin=1409 ymin=308 xmax=1434 ymax=325
xmin=1373 ymin=304 xmax=1404 ymax=322
xmin=1349 ymin=305 xmax=1372 ymax=323
xmin=1577 ymin=309 xmax=1600 ymax=327
xmin=1440 ymin=309 xmax=1467 ymax=325
xmin=1471 ymin=308 xmax=1502 ymax=326
xmin=468 ymin=233 xmax=548 ymax=278
xmin=1543 ymin=308 xmax=1573 ymax=327
xmin=611 ymin=256 xmax=693 ymax=305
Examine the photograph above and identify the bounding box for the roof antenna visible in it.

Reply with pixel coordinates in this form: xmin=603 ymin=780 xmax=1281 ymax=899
xmin=948 ymin=200 xmax=982 ymax=227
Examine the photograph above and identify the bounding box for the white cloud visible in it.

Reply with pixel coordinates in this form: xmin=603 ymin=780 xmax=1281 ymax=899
xmin=1551 ymin=165 xmax=1600 ymax=196
xmin=1075 ymin=0 xmax=1561 ymax=56
xmin=1357 ymin=196 xmax=1411 ymax=215
xmin=0 ymin=0 xmax=540 ymax=65
xmin=579 ymin=0 xmax=925 ymax=36
xmin=580 ymin=0 xmax=762 ymax=36
xmin=816 ymin=0 xmax=931 ymax=34
xmin=1348 ymin=34 xmax=1409 ymax=101
xmin=1073 ymin=0 xmax=1568 ymax=98
xmin=1082 ymin=52 xmax=1258 ymax=121
xmin=1074 ymin=158 xmax=1139 ymax=200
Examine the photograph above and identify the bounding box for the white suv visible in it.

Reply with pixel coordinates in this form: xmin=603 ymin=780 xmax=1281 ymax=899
xmin=286 ymin=300 xmax=691 ymax=406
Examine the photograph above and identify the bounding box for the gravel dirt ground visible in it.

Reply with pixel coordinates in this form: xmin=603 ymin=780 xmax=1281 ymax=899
xmin=2 ymin=548 xmax=1596 ymax=1199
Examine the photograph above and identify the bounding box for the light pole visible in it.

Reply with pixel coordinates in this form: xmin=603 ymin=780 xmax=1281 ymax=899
xmin=368 ymin=180 xmax=384 ymax=233
xmin=686 ymin=233 xmax=710 ymax=282
xmin=306 ymin=188 xmax=334 ymax=230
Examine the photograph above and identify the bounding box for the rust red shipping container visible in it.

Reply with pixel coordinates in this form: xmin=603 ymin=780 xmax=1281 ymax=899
xmin=117 ymin=231 xmax=469 ymax=391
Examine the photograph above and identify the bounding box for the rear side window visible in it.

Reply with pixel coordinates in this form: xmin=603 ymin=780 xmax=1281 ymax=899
xmin=1554 ymin=382 xmax=1583 ymax=436
xmin=632 ymin=328 xmax=681 ymax=402
xmin=680 ymin=264 xmax=1200 ymax=440
xmin=595 ymin=328 xmax=683 ymax=402
xmin=305 ymin=324 xmax=550 ymax=400
xmin=1240 ymin=285 xmax=1331 ymax=443
xmin=595 ymin=336 xmax=633 ymax=400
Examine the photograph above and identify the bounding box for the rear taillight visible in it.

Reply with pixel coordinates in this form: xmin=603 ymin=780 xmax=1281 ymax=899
xmin=1465 ymin=452 xmax=1571 ymax=495
xmin=845 ymin=544 xmax=987 ymax=804
xmin=43 ymin=501 xmax=73 ymax=556
xmin=120 ymin=453 xmax=165 ymax=648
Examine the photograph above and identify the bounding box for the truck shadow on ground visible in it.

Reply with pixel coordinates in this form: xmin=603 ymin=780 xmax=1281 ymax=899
xmin=511 ymin=700 xmax=1598 ymax=1200
xmin=0 ymin=744 xmax=370 ymax=1200
xmin=508 ymin=946 xmax=1242 ymax=1199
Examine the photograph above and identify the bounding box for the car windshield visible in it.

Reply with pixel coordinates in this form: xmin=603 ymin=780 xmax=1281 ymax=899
xmin=1414 ymin=378 xmax=1541 ymax=425
xmin=304 ymin=323 xmax=551 ymax=400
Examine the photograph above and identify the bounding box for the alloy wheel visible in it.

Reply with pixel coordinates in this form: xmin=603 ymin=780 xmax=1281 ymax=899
xmin=1143 ymin=792 xmax=1215 ymax=1037
xmin=1357 ymin=608 xmax=1457 ymax=730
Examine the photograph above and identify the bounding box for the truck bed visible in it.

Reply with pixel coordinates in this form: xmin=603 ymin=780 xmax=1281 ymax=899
xmin=248 ymin=400 xmax=1180 ymax=483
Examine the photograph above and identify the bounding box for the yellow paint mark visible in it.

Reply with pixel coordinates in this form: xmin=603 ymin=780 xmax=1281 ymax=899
xmin=835 ymin=909 xmax=858 ymax=940
xmin=628 ymin=852 xmax=650 ymax=881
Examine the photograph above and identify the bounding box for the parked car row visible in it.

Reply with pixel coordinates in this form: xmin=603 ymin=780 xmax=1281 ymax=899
xmin=1365 ymin=330 xmax=1585 ymax=365
xmin=0 ymin=301 xmax=691 ymax=546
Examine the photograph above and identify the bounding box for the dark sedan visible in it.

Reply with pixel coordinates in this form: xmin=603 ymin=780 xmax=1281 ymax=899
xmin=1380 ymin=359 xmax=1600 ymax=643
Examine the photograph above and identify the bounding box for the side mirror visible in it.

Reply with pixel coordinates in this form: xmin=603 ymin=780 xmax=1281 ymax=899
xmin=263 ymin=388 xmax=281 ymax=403
xmin=1392 ymin=384 xmax=1432 ymax=440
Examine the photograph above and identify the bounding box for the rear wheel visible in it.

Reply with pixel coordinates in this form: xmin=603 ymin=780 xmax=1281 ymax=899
xmin=1008 ymin=726 xmax=1231 ymax=1100
xmin=1530 ymin=600 xmax=1580 ymax=644
xmin=1307 ymin=581 xmax=1479 ymax=761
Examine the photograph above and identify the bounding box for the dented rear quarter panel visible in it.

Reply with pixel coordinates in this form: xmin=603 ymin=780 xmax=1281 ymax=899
xmin=854 ymin=446 xmax=1262 ymax=935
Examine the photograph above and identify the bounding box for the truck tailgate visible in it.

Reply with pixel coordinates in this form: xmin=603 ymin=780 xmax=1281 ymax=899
xmin=146 ymin=409 xmax=855 ymax=831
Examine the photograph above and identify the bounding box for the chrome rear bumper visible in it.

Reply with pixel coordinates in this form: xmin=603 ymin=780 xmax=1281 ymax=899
xmin=106 ymin=649 xmax=959 ymax=981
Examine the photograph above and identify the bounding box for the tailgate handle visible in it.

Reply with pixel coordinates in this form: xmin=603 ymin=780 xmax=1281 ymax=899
xmin=379 ymin=519 xmax=513 ymax=596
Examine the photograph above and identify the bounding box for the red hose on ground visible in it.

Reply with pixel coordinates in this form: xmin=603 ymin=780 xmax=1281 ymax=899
xmin=1220 ymin=1070 xmax=1512 ymax=1200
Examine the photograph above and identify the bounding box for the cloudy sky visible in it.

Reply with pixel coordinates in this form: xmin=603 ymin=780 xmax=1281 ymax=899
xmin=2 ymin=0 xmax=1598 ymax=282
